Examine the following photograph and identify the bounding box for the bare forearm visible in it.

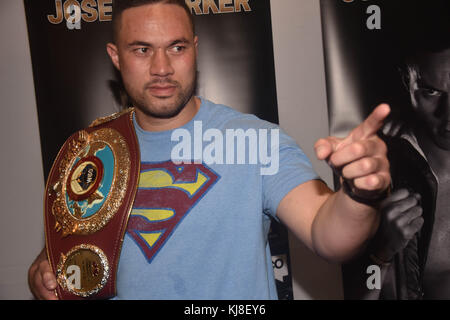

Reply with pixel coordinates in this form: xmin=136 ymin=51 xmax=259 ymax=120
xmin=312 ymin=189 xmax=380 ymax=262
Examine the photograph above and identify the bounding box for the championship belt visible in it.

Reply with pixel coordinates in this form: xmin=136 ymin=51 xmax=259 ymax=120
xmin=44 ymin=108 xmax=140 ymax=299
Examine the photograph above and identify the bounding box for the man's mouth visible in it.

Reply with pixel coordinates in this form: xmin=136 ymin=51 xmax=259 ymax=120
xmin=438 ymin=121 xmax=450 ymax=137
xmin=147 ymin=84 xmax=177 ymax=96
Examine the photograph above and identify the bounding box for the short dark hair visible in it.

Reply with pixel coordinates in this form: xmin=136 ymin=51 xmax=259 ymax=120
xmin=112 ymin=0 xmax=195 ymax=43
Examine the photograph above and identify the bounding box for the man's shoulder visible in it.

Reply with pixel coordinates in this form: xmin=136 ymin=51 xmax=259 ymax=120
xmin=200 ymin=98 xmax=278 ymax=130
xmin=200 ymin=98 xmax=250 ymax=119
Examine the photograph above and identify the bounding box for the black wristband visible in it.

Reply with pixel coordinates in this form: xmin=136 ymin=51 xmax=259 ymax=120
xmin=369 ymin=253 xmax=392 ymax=266
xmin=341 ymin=179 xmax=390 ymax=208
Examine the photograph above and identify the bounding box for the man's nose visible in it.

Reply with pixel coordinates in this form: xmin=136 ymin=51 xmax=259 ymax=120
xmin=438 ymin=93 xmax=450 ymax=121
xmin=150 ymin=49 xmax=174 ymax=77
xmin=445 ymin=94 xmax=450 ymax=120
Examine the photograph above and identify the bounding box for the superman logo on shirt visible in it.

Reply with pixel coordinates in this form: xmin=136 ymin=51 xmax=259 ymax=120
xmin=126 ymin=161 xmax=220 ymax=263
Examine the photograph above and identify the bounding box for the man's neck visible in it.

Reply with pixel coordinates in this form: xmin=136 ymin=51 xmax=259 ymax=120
xmin=134 ymin=96 xmax=201 ymax=132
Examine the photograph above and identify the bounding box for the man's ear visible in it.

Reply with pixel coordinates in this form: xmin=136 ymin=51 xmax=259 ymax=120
xmin=106 ymin=43 xmax=120 ymax=71
xmin=194 ymin=36 xmax=199 ymax=55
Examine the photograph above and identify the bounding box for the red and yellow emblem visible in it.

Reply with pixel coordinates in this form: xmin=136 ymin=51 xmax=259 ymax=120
xmin=66 ymin=156 xmax=104 ymax=201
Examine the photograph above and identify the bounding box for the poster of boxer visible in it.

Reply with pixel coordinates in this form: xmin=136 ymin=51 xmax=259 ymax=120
xmin=24 ymin=0 xmax=292 ymax=299
xmin=321 ymin=0 xmax=450 ymax=299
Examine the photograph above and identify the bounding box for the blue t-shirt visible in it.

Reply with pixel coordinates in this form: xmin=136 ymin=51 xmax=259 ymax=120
xmin=114 ymin=98 xmax=319 ymax=299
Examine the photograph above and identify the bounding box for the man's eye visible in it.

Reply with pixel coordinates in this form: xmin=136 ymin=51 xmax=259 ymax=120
xmin=135 ymin=48 xmax=149 ymax=55
xmin=171 ymin=46 xmax=186 ymax=53
xmin=419 ymin=88 xmax=442 ymax=97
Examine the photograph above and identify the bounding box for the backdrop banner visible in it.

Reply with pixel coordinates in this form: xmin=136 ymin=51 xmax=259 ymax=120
xmin=321 ymin=0 xmax=450 ymax=299
xmin=24 ymin=0 xmax=292 ymax=299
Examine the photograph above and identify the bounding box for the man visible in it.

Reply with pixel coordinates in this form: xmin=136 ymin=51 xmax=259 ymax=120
xmin=343 ymin=33 xmax=450 ymax=299
xmin=28 ymin=0 xmax=391 ymax=300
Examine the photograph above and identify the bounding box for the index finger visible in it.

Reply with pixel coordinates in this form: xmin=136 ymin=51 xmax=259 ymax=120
xmin=348 ymin=104 xmax=391 ymax=142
